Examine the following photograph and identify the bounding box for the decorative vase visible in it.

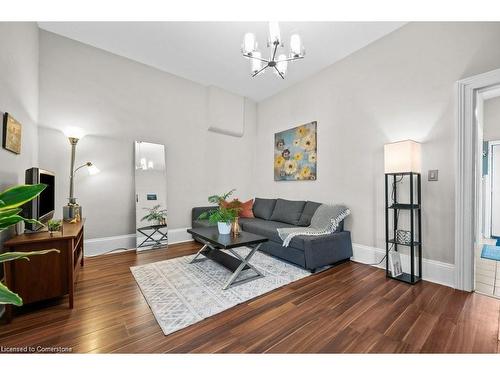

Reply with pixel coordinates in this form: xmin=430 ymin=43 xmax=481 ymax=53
xmin=231 ymin=217 xmax=241 ymax=237
xmin=63 ymin=200 xmax=82 ymax=222
xmin=217 ymin=221 xmax=231 ymax=235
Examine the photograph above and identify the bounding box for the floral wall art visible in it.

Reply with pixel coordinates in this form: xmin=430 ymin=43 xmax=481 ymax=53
xmin=274 ymin=121 xmax=317 ymax=181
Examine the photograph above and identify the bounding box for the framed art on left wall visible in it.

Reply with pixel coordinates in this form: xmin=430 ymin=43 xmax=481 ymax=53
xmin=2 ymin=112 xmax=22 ymax=154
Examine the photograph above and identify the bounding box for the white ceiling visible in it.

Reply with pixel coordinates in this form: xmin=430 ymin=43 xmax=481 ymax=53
xmin=38 ymin=22 xmax=405 ymax=102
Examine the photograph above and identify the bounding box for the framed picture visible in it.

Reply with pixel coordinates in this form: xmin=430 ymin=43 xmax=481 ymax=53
xmin=2 ymin=113 xmax=22 ymax=154
xmin=274 ymin=121 xmax=317 ymax=181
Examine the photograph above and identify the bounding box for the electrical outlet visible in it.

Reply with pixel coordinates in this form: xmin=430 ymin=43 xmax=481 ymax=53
xmin=428 ymin=169 xmax=438 ymax=181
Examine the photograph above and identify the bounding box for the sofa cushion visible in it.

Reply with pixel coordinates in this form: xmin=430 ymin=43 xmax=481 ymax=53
xmin=240 ymin=218 xmax=308 ymax=250
xmin=240 ymin=218 xmax=294 ymax=242
xmin=269 ymin=199 xmax=306 ymax=225
xmin=297 ymin=201 xmax=322 ymax=226
xmin=252 ymin=198 xmax=277 ymax=220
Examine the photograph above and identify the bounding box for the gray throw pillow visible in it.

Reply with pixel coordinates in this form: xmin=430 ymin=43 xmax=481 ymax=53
xmin=270 ymin=198 xmax=306 ymax=225
xmin=298 ymin=201 xmax=322 ymax=226
xmin=252 ymin=198 xmax=277 ymax=220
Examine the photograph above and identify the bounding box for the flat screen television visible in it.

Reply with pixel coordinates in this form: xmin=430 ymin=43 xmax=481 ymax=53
xmin=23 ymin=168 xmax=56 ymax=232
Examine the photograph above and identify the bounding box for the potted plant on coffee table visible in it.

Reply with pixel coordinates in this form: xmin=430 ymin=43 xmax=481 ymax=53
xmin=199 ymin=189 xmax=239 ymax=235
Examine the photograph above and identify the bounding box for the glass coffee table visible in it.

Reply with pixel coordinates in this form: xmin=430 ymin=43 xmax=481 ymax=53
xmin=187 ymin=227 xmax=268 ymax=290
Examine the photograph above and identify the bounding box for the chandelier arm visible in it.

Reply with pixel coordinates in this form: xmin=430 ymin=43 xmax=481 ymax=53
xmin=243 ymin=53 xmax=270 ymax=63
xmin=281 ymin=56 xmax=305 ymax=62
xmin=252 ymin=64 xmax=269 ymax=77
xmin=271 ymin=42 xmax=279 ymax=62
xmin=273 ymin=65 xmax=285 ymax=79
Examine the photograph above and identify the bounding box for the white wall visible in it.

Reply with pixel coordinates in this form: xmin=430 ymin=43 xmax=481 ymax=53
xmin=38 ymin=30 xmax=257 ymax=240
xmin=0 ymin=22 xmax=39 ymax=243
xmin=484 ymin=96 xmax=500 ymax=141
xmin=255 ymin=22 xmax=500 ymax=264
xmin=0 ymin=23 xmax=39 ymax=189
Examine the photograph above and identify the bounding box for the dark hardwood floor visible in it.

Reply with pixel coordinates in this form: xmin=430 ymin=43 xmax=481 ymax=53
xmin=1 ymin=241 xmax=499 ymax=353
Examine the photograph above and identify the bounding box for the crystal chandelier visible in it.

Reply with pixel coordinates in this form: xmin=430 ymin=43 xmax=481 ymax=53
xmin=241 ymin=22 xmax=305 ymax=79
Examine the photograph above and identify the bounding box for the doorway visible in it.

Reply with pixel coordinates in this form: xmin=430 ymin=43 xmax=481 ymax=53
xmin=455 ymin=68 xmax=500 ymax=292
xmin=475 ymin=91 xmax=500 ymax=298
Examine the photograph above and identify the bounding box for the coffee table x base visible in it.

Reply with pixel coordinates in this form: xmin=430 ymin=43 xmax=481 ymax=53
xmin=190 ymin=241 xmax=264 ymax=290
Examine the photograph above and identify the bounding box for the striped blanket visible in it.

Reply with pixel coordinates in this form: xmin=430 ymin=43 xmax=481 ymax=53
xmin=277 ymin=204 xmax=350 ymax=247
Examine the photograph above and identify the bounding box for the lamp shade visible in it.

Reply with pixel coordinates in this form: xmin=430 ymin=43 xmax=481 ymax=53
xmin=290 ymin=34 xmax=302 ymax=56
xmin=243 ymin=33 xmax=256 ymax=54
xmin=269 ymin=22 xmax=281 ymax=44
xmin=63 ymin=126 xmax=86 ymax=140
xmin=87 ymin=164 xmax=100 ymax=175
xmin=384 ymin=140 xmax=421 ymax=174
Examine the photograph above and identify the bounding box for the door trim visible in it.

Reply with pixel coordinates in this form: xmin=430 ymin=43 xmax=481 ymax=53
xmin=455 ymin=67 xmax=500 ymax=291
xmin=488 ymin=141 xmax=500 ymax=237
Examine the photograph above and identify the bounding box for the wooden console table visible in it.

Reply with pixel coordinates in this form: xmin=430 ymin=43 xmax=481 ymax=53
xmin=2 ymin=220 xmax=85 ymax=322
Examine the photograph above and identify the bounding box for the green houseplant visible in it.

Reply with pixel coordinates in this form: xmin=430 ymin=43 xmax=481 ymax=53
xmin=0 ymin=184 xmax=59 ymax=306
xmin=198 ymin=189 xmax=240 ymax=234
xmin=47 ymin=219 xmax=63 ymax=236
xmin=141 ymin=205 xmax=167 ymax=225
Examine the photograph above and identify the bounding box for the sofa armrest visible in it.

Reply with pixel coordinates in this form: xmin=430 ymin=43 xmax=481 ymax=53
xmin=336 ymin=220 xmax=344 ymax=232
xmin=192 ymin=206 xmax=217 ymax=221
xmin=300 ymin=231 xmax=353 ymax=270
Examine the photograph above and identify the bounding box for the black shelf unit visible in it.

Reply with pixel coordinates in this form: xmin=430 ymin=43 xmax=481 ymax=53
xmin=384 ymin=172 xmax=422 ymax=284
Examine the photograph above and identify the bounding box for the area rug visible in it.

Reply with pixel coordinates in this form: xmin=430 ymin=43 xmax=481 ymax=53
xmin=130 ymin=248 xmax=310 ymax=335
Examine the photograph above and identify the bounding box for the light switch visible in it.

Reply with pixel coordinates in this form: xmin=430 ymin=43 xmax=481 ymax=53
xmin=428 ymin=169 xmax=438 ymax=181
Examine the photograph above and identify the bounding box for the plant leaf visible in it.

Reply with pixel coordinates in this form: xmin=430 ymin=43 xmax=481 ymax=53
xmin=0 ymin=208 xmax=22 ymax=218
xmin=0 ymin=215 xmax=43 ymax=231
xmin=0 ymin=249 xmax=60 ymax=263
xmin=0 ymin=184 xmax=46 ymax=210
xmin=0 ymin=215 xmax=25 ymax=230
xmin=0 ymin=281 xmax=23 ymax=306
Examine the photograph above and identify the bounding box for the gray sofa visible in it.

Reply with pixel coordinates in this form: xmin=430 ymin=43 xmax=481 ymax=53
xmin=191 ymin=198 xmax=353 ymax=272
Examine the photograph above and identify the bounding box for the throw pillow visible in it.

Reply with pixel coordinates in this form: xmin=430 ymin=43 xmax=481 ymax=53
xmin=269 ymin=198 xmax=306 ymax=225
xmin=253 ymin=198 xmax=277 ymax=220
xmin=239 ymin=199 xmax=254 ymax=218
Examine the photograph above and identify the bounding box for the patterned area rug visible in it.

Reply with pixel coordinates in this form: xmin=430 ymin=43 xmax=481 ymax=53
xmin=130 ymin=248 xmax=310 ymax=335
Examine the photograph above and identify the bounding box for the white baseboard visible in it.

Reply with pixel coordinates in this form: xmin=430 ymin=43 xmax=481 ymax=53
xmin=168 ymin=227 xmax=193 ymax=244
xmin=85 ymin=234 xmax=136 ymax=256
xmin=351 ymin=243 xmax=455 ymax=288
xmin=85 ymin=227 xmax=193 ymax=257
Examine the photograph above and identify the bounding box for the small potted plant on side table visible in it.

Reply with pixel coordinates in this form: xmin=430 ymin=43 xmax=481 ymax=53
xmin=47 ymin=219 xmax=63 ymax=237
xmin=141 ymin=205 xmax=167 ymax=226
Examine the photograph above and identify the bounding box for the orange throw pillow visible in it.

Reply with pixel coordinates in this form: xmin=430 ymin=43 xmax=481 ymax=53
xmin=239 ymin=199 xmax=255 ymax=218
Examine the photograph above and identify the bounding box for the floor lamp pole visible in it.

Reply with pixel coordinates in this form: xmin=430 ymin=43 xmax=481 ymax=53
xmin=63 ymin=137 xmax=81 ymax=221
xmin=69 ymin=137 xmax=78 ymax=203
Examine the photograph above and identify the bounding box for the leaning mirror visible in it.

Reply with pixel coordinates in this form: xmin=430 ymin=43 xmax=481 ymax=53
xmin=134 ymin=141 xmax=168 ymax=251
